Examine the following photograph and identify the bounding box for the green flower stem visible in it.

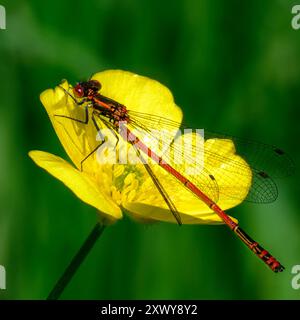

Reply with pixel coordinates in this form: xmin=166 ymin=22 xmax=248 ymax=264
xmin=47 ymin=222 xmax=106 ymax=300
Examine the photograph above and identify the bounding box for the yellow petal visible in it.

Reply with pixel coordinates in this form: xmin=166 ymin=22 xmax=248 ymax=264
xmin=28 ymin=150 xmax=122 ymax=223
xmin=40 ymin=81 xmax=97 ymax=170
xmin=123 ymin=202 xmax=238 ymax=225
xmin=92 ymin=70 xmax=182 ymax=125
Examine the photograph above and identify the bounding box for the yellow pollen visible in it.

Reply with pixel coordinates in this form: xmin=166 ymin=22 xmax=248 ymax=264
xmin=124 ymin=173 xmax=136 ymax=185
xmin=113 ymin=165 xmax=125 ymax=178
xmin=127 ymin=190 xmax=136 ymax=202
xmin=111 ymin=185 xmax=121 ymax=204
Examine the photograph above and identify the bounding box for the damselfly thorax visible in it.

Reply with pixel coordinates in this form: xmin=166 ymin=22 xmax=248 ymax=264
xmin=73 ymin=80 xmax=130 ymax=126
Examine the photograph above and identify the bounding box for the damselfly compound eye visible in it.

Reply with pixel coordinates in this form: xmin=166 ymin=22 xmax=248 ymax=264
xmin=73 ymin=84 xmax=85 ymax=98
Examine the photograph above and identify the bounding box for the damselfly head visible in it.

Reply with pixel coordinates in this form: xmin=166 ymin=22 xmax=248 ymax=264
xmin=73 ymin=80 xmax=102 ymax=98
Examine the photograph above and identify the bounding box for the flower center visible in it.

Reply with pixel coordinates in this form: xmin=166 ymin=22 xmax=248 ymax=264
xmin=93 ymin=161 xmax=181 ymax=207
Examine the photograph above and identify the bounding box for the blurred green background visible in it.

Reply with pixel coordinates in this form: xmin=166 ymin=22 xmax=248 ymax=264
xmin=0 ymin=0 xmax=299 ymax=299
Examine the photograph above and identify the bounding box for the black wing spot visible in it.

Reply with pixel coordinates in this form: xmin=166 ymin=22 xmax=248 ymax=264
xmin=274 ymin=148 xmax=285 ymax=155
xmin=209 ymin=174 xmax=215 ymax=180
xmin=258 ymin=171 xmax=269 ymax=179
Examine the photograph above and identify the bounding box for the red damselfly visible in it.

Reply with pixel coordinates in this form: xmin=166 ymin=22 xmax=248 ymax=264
xmin=55 ymin=79 xmax=294 ymax=273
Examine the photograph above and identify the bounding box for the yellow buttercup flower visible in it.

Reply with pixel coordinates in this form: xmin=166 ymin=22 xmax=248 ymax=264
xmin=29 ymin=70 xmax=251 ymax=225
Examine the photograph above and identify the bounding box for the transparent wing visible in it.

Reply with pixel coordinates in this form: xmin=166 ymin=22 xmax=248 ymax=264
xmin=127 ymin=110 xmax=294 ymax=204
